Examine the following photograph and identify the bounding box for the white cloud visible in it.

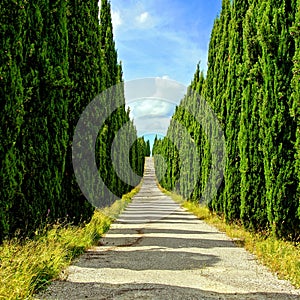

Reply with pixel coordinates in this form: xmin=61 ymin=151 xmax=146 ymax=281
xmin=137 ymin=12 xmax=149 ymax=24
xmin=112 ymin=10 xmax=122 ymax=31
xmin=134 ymin=116 xmax=172 ymax=136
xmin=124 ymin=78 xmax=186 ymax=138
xmin=153 ymin=77 xmax=187 ymax=102
xmin=129 ymin=99 xmax=174 ymax=118
xmin=125 ymin=78 xmax=186 ymax=106
xmin=127 ymin=98 xmax=176 ymax=136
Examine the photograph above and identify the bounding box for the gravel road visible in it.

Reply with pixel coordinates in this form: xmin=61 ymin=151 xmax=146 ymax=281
xmin=37 ymin=158 xmax=300 ymax=299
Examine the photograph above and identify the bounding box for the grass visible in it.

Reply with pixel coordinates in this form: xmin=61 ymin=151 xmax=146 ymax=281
xmin=0 ymin=185 xmax=140 ymax=300
xmin=159 ymin=186 xmax=300 ymax=289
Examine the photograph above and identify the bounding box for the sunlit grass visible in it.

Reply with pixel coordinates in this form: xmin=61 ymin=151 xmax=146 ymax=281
xmin=0 ymin=184 xmax=141 ymax=300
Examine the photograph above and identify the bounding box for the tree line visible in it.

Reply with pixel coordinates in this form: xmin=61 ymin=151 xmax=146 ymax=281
xmin=0 ymin=0 xmax=148 ymax=243
xmin=153 ymin=0 xmax=300 ymax=241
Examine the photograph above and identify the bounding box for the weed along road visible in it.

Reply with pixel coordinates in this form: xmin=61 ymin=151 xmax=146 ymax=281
xmin=38 ymin=158 xmax=300 ymax=299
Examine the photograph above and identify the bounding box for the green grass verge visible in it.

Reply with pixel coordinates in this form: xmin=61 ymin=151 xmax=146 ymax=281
xmin=160 ymin=186 xmax=300 ymax=289
xmin=0 ymin=185 xmax=140 ymax=300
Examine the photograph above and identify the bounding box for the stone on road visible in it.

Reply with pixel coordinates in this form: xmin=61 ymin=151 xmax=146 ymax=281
xmin=38 ymin=157 xmax=300 ymax=299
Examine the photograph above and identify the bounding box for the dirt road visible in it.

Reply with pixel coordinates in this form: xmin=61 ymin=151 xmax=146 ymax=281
xmin=38 ymin=158 xmax=300 ymax=299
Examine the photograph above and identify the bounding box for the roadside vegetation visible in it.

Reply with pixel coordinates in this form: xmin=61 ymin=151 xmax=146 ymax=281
xmin=153 ymin=0 xmax=300 ymax=242
xmin=153 ymin=0 xmax=300 ymax=289
xmin=0 ymin=186 xmax=140 ymax=300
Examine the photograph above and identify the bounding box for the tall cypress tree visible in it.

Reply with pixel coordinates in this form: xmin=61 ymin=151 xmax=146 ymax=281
xmin=202 ymin=19 xmax=220 ymax=211
xmin=238 ymin=0 xmax=267 ymax=231
xmin=0 ymin=0 xmax=26 ymax=240
xmin=97 ymin=0 xmax=144 ymax=202
xmin=15 ymin=1 xmax=72 ymax=233
xmin=191 ymin=69 xmax=208 ymax=203
xmin=100 ymin=0 xmax=118 ymax=87
xmin=16 ymin=1 xmax=50 ymax=233
xmin=64 ymin=0 xmax=104 ymax=222
xmin=223 ymin=0 xmax=249 ymax=222
xmin=258 ymin=0 xmax=298 ymax=238
xmin=0 ymin=0 xmax=147 ymax=242
xmin=146 ymin=140 xmax=151 ymax=157
xmin=41 ymin=0 xmax=71 ymax=223
xmin=204 ymin=0 xmax=231 ymax=214
xmin=290 ymin=0 xmax=300 ymax=223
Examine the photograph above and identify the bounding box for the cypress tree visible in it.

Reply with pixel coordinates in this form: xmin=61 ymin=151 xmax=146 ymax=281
xmin=223 ymin=0 xmax=249 ymax=223
xmin=0 ymin=0 xmax=26 ymax=240
xmin=15 ymin=0 xmax=72 ymax=233
xmin=203 ymin=0 xmax=231 ymax=214
xmin=258 ymin=0 xmax=298 ymax=238
xmin=146 ymin=140 xmax=151 ymax=156
xmin=152 ymin=66 xmax=206 ymax=202
xmin=65 ymin=0 xmax=104 ymax=221
xmin=41 ymin=0 xmax=71 ymax=223
xmin=99 ymin=0 xmax=119 ymax=87
xmin=97 ymin=0 xmax=147 ymax=203
xmin=190 ymin=69 xmax=207 ymax=203
xmin=290 ymin=0 xmax=300 ymax=225
xmin=238 ymin=0 xmax=267 ymax=231
xmin=202 ymin=18 xmax=220 ymax=210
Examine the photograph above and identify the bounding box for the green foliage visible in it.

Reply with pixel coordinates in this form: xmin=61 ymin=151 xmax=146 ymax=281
xmin=238 ymin=0 xmax=266 ymax=232
xmin=0 ymin=0 xmax=146 ymax=243
xmin=291 ymin=0 xmax=300 ymax=224
xmin=0 ymin=0 xmax=27 ymax=242
xmin=145 ymin=140 xmax=151 ymax=156
xmin=154 ymin=0 xmax=300 ymax=241
xmin=222 ymin=0 xmax=248 ymax=222
xmin=258 ymin=0 xmax=298 ymax=239
xmin=153 ymin=68 xmax=210 ymax=202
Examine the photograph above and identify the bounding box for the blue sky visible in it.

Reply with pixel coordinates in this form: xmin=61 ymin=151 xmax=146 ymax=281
xmin=110 ymin=0 xmax=221 ymax=84
xmin=106 ymin=0 xmax=222 ymax=150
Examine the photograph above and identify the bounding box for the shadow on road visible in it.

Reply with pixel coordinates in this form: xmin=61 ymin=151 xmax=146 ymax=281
xmin=38 ymin=281 xmax=299 ymax=299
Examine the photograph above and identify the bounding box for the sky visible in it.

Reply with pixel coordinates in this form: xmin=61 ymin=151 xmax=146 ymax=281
xmin=106 ymin=0 xmax=222 ymax=150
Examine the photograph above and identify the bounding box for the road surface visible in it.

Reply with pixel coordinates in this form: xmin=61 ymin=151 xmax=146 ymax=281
xmin=37 ymin=157 xmax=300 ymax=299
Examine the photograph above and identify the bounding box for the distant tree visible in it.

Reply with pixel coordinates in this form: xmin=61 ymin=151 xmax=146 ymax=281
xmin=146 ymin=140 xmax=151 ymax=156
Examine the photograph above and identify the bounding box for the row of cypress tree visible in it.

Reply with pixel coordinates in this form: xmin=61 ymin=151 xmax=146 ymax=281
xmin=153 ymin=0 xmax=300 ymax=241
xmin=0 ymin=0 xmax=147 ymax=243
